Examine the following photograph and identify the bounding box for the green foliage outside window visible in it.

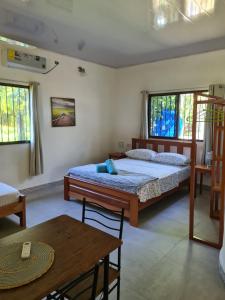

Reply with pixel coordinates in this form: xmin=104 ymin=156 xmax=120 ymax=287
xmin=0 ymin=84 xmax=30 ymax=143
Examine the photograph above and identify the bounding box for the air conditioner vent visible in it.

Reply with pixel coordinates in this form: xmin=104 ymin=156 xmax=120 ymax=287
xmin=1 ymin=48 xmax=47 ymax=73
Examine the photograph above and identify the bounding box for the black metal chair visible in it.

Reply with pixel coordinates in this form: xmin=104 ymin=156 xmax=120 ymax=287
xmin=81 ymin=198 xmax=124 ymax=300
xmin=46 ymin=263 xmax=99 ymax=300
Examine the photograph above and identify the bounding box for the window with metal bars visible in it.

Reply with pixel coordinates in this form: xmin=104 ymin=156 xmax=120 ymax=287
xmin=148 ymin=91 xmax=206 ymax=140
xmin=0 ymin=83 xmax=30 ymax=144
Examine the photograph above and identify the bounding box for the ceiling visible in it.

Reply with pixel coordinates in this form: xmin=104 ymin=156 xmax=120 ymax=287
xmin=0 ymin=0 xmax=225 ymax=68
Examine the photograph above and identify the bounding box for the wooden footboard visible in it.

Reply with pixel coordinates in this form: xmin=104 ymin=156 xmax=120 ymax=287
xmin=64 ymin=175 xmax=189 ymax=227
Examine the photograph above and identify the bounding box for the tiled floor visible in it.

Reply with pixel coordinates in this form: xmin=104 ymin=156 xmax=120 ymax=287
xmin=1 ymin=185 xmax=225 ymax=299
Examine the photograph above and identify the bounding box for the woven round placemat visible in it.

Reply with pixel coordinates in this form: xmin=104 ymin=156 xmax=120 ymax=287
xmin=0 ymin=242 xmax=54 ymax=289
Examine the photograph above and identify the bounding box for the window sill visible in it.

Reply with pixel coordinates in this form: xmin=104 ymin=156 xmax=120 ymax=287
xmin=0 ymin=141 xmax=30 ymax=146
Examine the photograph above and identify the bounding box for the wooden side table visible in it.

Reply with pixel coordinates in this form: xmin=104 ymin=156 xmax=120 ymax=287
xmin=109 ymin=152 xmax=126 ymax=160
xmin=195 ymin=164 xmax=211 ymax=196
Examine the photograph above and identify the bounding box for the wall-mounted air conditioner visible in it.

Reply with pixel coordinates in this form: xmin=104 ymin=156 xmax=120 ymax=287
xmin=1 ymin=48 xmax=47 ymax=73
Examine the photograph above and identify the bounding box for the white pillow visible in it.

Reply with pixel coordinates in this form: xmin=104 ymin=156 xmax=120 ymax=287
xmin=153 ymin=152 xmax=190 ymax=166
xmin=125 ymin=149 xmax=157 ymax=161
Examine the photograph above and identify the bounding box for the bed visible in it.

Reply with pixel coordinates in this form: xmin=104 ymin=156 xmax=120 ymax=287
xmin=64 ymin=138 xmax=193 ymax=227
xmin=0 ymin=183 xmax=26 ymax=227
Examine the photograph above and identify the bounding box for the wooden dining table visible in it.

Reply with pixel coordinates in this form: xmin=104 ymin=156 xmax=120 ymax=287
xmin=0 ymin=215 xmax=122 ymax=300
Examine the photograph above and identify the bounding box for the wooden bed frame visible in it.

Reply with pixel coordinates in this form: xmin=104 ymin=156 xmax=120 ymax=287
xmin=64 ymin=138 xmax=193 ymax=227
xmin=0 ymin=195 xmax=26 ymax=227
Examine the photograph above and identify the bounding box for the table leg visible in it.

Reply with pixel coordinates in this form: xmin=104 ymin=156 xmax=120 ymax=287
xmin=103 ymin=255 xmax=109 ymax=300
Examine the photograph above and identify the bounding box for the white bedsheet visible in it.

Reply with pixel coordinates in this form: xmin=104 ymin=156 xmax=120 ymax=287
xmin=114 ymin=158 xmax=190 ymax=202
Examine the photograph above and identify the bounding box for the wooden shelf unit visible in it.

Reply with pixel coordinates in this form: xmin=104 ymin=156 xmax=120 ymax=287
xmin=189 ymin=92 xmax=225 ymax=249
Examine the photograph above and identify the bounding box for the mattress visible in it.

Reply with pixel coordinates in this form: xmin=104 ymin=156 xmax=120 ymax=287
xmin=114 ymin=159 xmax=190 ymax=202
xmin=68 ymin=158 xmax=190 ymax=203
xmin=0 ymin=183 xmax=20 ymax=207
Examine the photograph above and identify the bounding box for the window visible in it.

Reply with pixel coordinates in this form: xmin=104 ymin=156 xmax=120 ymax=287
xmin=185 ymin=0 xmax=215 ymax=19
xmin=148 ymin=91 xmax=206 ymax=140
xmin=0 ymin=83 xmax=30 ymax=144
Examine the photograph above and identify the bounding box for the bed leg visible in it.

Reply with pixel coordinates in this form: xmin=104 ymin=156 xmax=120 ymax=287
xmin=64 ymin=176 xmax=70 ymax=201
xmin=19 ymin=195 xmax=26 ymax=228
xmin=129 ymin=198 xmax=139 ymax=227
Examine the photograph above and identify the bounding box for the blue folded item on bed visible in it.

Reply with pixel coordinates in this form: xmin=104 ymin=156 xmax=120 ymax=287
xmin=105 ymin=159 xmax=118 ymax=175
xmin=68 ymin=164 xmax=157 ymax=194
xmin=96 ymin=163 xmax=108 ymax=173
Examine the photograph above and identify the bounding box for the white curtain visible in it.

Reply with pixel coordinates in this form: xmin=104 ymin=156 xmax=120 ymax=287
xmin=140 ymin=90 xmax=149 ymax=139
xmin=29 ymin=82 xmax=43 ymax=176
xmin=201 ymin=84 xmax=225 ymax=164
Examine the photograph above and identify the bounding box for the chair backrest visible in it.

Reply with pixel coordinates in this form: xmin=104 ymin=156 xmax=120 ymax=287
xmin=47 ymin=264 xmax=99 ymax=300
xmin=82 ymin=198 xmax=124 ymax=269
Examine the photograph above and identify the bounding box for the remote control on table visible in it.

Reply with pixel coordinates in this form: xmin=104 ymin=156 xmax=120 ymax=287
xmin=21 ymin=242 xmax=31 ymax=259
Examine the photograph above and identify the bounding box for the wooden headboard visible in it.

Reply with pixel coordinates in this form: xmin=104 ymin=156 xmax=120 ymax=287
xmin=132 ymin=138 xmax=193 ymax=158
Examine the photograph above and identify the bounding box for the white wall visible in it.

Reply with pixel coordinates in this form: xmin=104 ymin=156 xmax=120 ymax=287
xmin=2 ymin=47 xmax=225 ymax=189
xmin=0 ymin=46 xmax=116 ymax=189
xmin=113 ymin=49 xmax=225 ymax=162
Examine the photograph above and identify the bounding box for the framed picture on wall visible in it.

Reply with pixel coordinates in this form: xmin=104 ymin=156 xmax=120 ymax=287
xmin=51 ymin=97 xmax=76 ymax=127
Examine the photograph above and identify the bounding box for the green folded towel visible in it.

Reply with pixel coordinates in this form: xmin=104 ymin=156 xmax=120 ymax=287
xmin=96 ymin=163 xmax=108 ymax=173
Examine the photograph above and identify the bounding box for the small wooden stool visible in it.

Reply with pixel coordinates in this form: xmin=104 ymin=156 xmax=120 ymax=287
xmin=0 ymin=183 xmax=26 ymax=227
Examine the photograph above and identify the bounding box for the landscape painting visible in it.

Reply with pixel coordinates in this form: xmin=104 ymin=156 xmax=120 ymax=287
xmin=51 ymin=97 xmax=75 ymax=127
